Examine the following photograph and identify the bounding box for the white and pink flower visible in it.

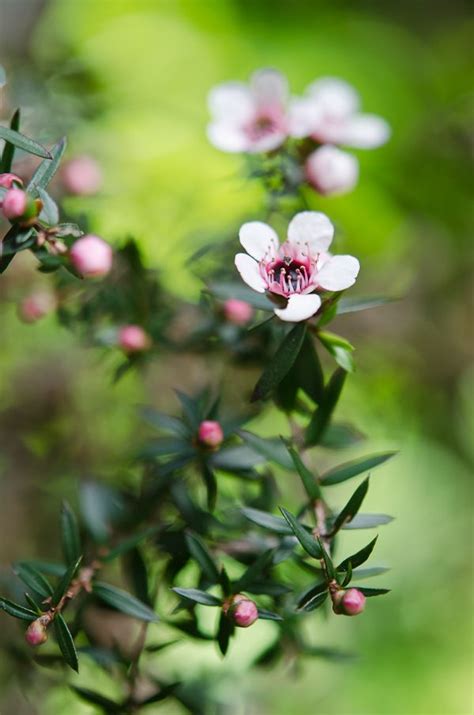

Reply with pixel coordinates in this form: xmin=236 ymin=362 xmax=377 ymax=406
xmin=207 ymin=69 xmax=292 ymax=154
xmin=235 ymin=211 xmax=359 ymax=322
xmin=305 ymin=145 xmax=359 ymax=196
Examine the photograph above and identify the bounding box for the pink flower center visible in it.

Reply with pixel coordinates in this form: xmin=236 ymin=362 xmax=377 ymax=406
xmin=259 ymin=242 xmax=318 ymax=298
xmin=245 ymin=106 xmax=286 ymax=142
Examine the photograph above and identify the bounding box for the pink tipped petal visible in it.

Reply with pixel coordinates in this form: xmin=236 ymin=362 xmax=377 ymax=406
xmin=249 ymin=131 xmax=287 ymax=153
xmin=207 ymin=122 xmax=250 ymax=153
xmin=316 ymin=255 xmax=360 ymax=291
xmin=287 ymin=211 xmax=334 ymax=253
xmin=340 ymin=114 xmax=391 ymax=149
xmin=306 ymin=146 xmax=359 ymax=196
xmin=235 ymin=253 xmax=266 ymax=293
xmin=250 ymin=68 xmax=288 ymax=108
xmin=239 ymin=221 xmax=278 ymax=260
xmin=207 ymin=82 xmax=254 ymax=123
xmin=307 ymin=77 xmax=360 ymax=117
xmin=274 ymin=293 xmax=321 ymax=322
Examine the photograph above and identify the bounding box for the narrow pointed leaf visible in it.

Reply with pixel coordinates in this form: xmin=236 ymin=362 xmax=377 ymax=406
xmin=13 ymin=562 xmax=53 ymax=598
xmin=54 ymin=614 xmax=79 ymax=672
xmin=252 ymin=323 xmax=307 ymax=402
xmin=296 ymin=580 xmax=327 ymax=610
xmin=305 ymin=368 xmax=347 ymax=446
xmin=52 ymin=556 xmax=82 ymax=606
xmin=60 ymin=501 xmax=81 ymax=565
xmin=234 ymin=548 xmax=275 ymax=591
xmin=93 ymin=582 xmax=159 ymax=622
xmin=172 ymin=587 xmax=221 ymax=607
xmin=322 ymin=452 xmax=397 ymax=486
xmin=102 ymin=526 xmax=159 ymax=562
xmin=299 ymin=590 xmax=328 ymax=613
xmin=71 ymin=686 xmax=123 ymax=712
xmin=27 ymin=137 xmax=66 ymax=195
xmin=337 ymin=296 xmax=395 ymax=314
xmin=217 ymin=610 xmax=234 ymax=656
xmin=238 ymin=431 xmax=294 ymax=470
xmin=353 ymin=586 xmax=390 ymax=597
xmin=331 ymin=478 xmax=369 ymax=534
xmin=256 ymin=607 xmax=283 ymax=621
xmin=341 ymin=513 xmax=394 ymax=530
xmin=0 ymin=108 xmax=20 ymax=172
xmin=241 ymin=507 xmax=293 ymax=535
xmin=284 ymin=441 xmax=321 ymax=500
xmin=37 ymin=187 xmax=59 ymax=225
xmin=317 ymin=538 xmax=336 ymax=579
xmin=0 ymin=126 xmax=51 ymax=159
xmin=338 ymin=537 xmax=378 ymax=572
xmin=352 ymin=566 xmax=390 ymax=580
xmin=0 ymin=597 xmax=37 ymax=621
xmin=185 ymin=532 xmax=220 ymax=583
xmin=279 ymin=507 xmax=322 ymax=559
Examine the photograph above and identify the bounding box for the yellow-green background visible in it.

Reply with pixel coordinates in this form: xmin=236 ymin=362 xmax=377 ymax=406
xmin=0 ymin=1 xmax=472 ymax=713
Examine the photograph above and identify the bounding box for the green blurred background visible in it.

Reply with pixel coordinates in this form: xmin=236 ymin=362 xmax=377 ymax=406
xmin=0 ymin=0 xmax=472 ymax=713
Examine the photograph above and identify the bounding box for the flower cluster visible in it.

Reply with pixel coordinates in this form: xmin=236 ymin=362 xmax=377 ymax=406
xmin=207 ymin=69 xmax=390 ymax=195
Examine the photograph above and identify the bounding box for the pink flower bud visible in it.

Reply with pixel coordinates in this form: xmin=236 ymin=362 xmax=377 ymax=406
xmin=333 ymin=588 xmax=366 ymax=616
xmin=305 ymin=145 xmax=359 ymax=196
xmin=0 ymin=172 xmax=23 ymax=189
xmin=223 ymin=299 xmax=254 ymax=325
xmin=62 ymin=156 xmax=103 ymax=196
xmin=225 ymin=595 xmax=259 ymax=628
xmin=2 ymin=188 xmax=28 ymax=220
xmin=197 ymin=420 xmax=224 ymax=449
xmin=69 ymin=234 xmax=113 ymax=278
xmin=118 ymin=324 xmax=151 ymax=353
xmin=19 ymin=291 xmax=56 ymax=323
xmin=25 ymin=617 xmax=49 ymax=646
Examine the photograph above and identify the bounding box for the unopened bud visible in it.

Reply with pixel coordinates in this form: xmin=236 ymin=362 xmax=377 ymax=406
xmin=197 ymin=420 xmax=224 ymax=449
xmin=25 ymin=616 xmax=49 ymax=646
xmin=0 ymin=172 xmax=23 ymax=189
xmin=1 ymin=188 xmax=38 ymax=222
xmin=69 ymin=234 xmax=113 ymax=278
xmin=305 ymin=145 xmax=359 ymax=196
xmin=223 ymin=299 xmax=254 ymax=325
xmin=19 ymin=291 xmax=56 ymax=323
xmin=61 ymin=156 xmax=103 ymax=196
xmin=333 ymin=588 xmax=366 ymax=616
xmin=118 ymin=324 xmax=151 ymax=353
xmin=224 ymin=594 xmax=258 ymax=628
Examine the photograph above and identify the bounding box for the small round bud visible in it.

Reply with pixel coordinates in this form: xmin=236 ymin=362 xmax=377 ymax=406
xmin=224 ymin=595 xmax=259 ymax=628
xmin=25 ymin=617 xmax=49 ymax=646
xmin=69 ymin=234 xmax=113 ymax=278
xmin=118 ymin=324 xmax=151 ymax=353
xmin=19 ymin=291 xmax=56 ymax=323
xmin=62 ymin=156 xmax=103 ymax=196
xmin=223 ymin=299 xmax=254 ymax=325
xmin=0 ymin=172 xmax=23 ymax=189
xmin=2 ymin=188 xmax=28 ymax=220
xmin=305 ymin=145 xmax=359 ymax=196
xmin=197 ymin=420 xmax=224 ymax=449
xmin=333 ymin=588 xmax=366 ymax=616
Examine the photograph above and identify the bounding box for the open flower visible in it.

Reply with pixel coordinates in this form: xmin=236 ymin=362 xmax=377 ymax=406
xmin=207 ymin=69 xmax=291 ymax=154
xmin=235 ymin=211 xmax=359 ymax=322
xmin=291 ymin=77 xmax=390 ymax=149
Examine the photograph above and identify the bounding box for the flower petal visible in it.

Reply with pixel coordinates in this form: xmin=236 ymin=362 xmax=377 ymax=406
xmin=250 ymin=69 xmax=288 ymax=108
xmin=288 ymin=97 xmax=321 ymax=138
xmin=287 ymin=211 xmax=334 ymax=254
xmin=316 ymin=255 xmax=360 ymax=291
xmin=274 ymin=293 xmax=322 ymax=322
xmin=207 ymin=82 xmax=254 ymax=123
xmin=235 ymin=253 xmax=266 ymax=293
xmin=305 ymin=146 xmax=359 ymax=196
xmin=207 ymin=122 xmax=249 ymax=153
xmin=338 ymin=114 xmax=391 ymax=149
xmin=306 ymin=77 xmax=360 ymax=118
xmin=249 ymin=131 xmax=287 ymax=154
xmin=239 ymin=221 xmax=279 ymax=260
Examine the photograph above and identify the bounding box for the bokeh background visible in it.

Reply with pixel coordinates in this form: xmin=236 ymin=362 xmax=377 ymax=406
xmin=0 ymin=0 xmax=472 ymax=713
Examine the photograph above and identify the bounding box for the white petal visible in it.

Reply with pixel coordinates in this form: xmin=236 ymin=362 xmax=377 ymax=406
xmin=249 ymin=131 xmax=287 ymax=154
xmin=250 ymin=68 xmax=288 ymax=108
xmin=339 ymin=114 xmax=391 ymax=149
xmin=274 ymin=293 xmax=321 ymax=322
xmin=235 ymin=253 xmax=266 ymax=293
xmin=305 ymin=146 xmax=359 ymax=196
xmin=239 ymin=221 xmax=279 ymax=260
xmin=207 ymin=82 xmax=254 ymax=122
xmin=288 ymin=96 xmax=321 ymax=138
xmin=316 ymin=255 xmax=360 ymax=291
xmin=207 ymin=122 xmax=249 ymax=153
xmin=287 ymin=211 xmax=334 ymax=254
xmin=306 ymin=77 xmax=360 ymax=118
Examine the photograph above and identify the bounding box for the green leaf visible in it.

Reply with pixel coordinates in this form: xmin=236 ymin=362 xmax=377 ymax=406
xmin=27 ymin=137 xmax=66 ymax=196
xmin=279 ymin=507 xmax=322 ymax=559
xmin=0 ymin=126 xmax=51 ymax=159
xmin=353 ymin=586 xmax=390 ymax=597
xmin=24 ymin=593 xmax=42 ymax=613
xmin=71 ymin=687 xmax=123 ymax=712
xmin=210 ymin=444 xmax=265 ymax=471
xmin=0 ymin=108 xmax=20 ymax=173
xmin=340 ymin=513 xmax=394 ymax=530
xmin=0 ymin=597 xmax=37 ymax=621
xmin=233 ymin=549 xmax=275 ymax=591
xmin=331 ymin=478 xmax=369 ymax=534
xmin=256 ymin=607 xmax=283 ymax=621
xmin=337 ymin=296 xmax=395 ymax=314
xmin=251 ymin=323 xmax=307 ymax=402
xmin=54 ymin=614 xmax=79 ymax=672
xmin=172 ymin=587 xmax=222 ymax=607
xmin=321 ymin=451 xmax=397 ymax=486
xmin=284 ymin=441 xmax=321 ymax=500
xmin=139 ymin=406 xmax=190 ymax=438
xmin=217 ymin=610 xmax=234 ymax=656
xmin=275 ymin=333 xmax=324 ymax=411
xmin=317 ymin=538 xmax=336 ymax=579
xmin=338 ymin=537 xmax=378 ymax=572
xmin=317 ymin=331 xmax=355 ymax=372
xmin=175 ymin=390 xmax=201 ymax=430
xmin=238 ymin=431 xmax=294 ymax=470
xmin=296 ymin=581 xmax=328 ymax=610
xmin=22 ymin=560 xmax=66 ymax=577
xmin=37 ymin=187 xmax=59 ymax=225
xmin=201 ymin=462 xmax=217 ymax=511
xmin=298 ymin=590 xmax=328 ymax=613
xmin=13 ymin=562 xmax=53 ymax=599
xmin=0 ymin=224 xmax=35 ymax=273
xmin=93 ymin=582 xmax=159 ymax=622
xmin=60 ymin=501 xmax=81 ymax=565
xmin=320 ymin=423 xmax=366 ymax=449
xmin=52 ymin=556 xmax=82 ymax=606
xmin=124 ymin=547 xmax=150 ymax=605
xmin=102 ymin=527 xmax=159 ymax=562
xmin=185 ymin=532 xmax=220 ymax=583
xmin=241 ymin=507 xmax=293 ymax=535
xmin=305 ymin=368 xmax=347 ymax=446
xmin=352 ymin=566 xmax=390 ymax=580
